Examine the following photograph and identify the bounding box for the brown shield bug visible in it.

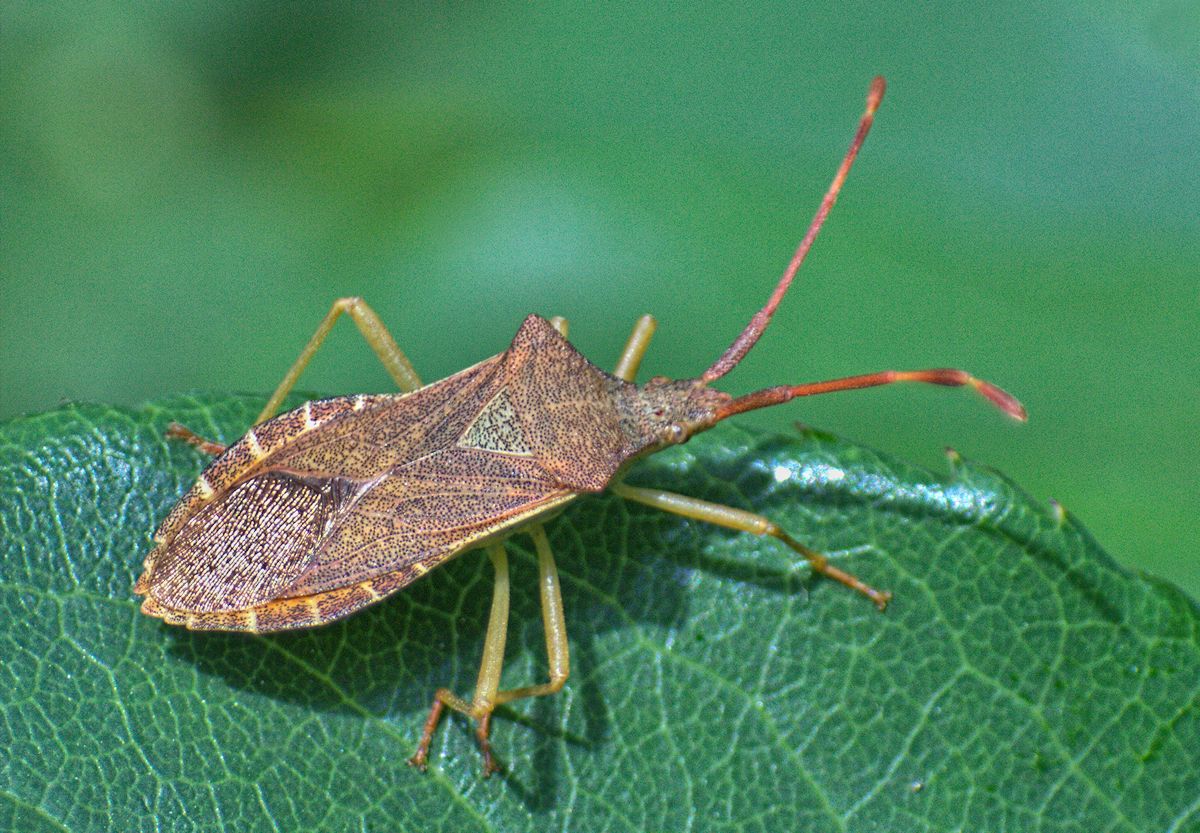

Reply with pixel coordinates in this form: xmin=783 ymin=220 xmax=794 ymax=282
xmin=135 ymin=77 xmax=1025 ymax=775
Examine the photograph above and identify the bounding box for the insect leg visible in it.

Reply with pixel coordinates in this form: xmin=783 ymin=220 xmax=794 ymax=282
xmin=164 ymin=422 xmax=227 ymax=455
xmin=548 ymin=316 xmax=569 ymax=337
xmin=256 ymin=297 xmax=424 ymax=424
xmin=612 ymin=315 xmax=657 ymax=382
xmin=610 ymin=481 xmax=891 ymax=610
xmin=493 ymin=524 xmax=570 ymax=705
xmin=408 ymin=542 xmax=511 ymax=775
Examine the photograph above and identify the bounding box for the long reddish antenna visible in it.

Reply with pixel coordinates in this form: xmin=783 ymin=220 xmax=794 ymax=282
xmin=715 ymin=368 xmax=1028 ymax=422
xmin=703 ymin=76 xmax=886 ymax=383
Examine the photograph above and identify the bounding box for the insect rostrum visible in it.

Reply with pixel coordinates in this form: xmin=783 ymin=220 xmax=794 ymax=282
xmin=134 ymin=77 xmax=1025 ymax=775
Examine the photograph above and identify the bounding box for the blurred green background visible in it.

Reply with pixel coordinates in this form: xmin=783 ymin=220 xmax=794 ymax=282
xmin=2 ymin=3 xmax=1196 ymax=597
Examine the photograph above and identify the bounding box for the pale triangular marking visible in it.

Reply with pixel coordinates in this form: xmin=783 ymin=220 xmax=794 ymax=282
xmin=458 ymin=389 xmax=533 ymax=456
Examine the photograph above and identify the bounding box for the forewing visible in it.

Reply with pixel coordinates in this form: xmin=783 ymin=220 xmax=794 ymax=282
xmin=142 ymin=454 xmax=577 ymax=631
xmin=281 ymin=445 xmax=577 ymax=597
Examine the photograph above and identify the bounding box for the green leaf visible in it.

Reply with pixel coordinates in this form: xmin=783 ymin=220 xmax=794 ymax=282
xmin=2 ymin=395 xmax=1197 ymax=833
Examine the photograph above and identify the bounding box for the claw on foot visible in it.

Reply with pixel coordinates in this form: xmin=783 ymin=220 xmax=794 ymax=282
xmin=409 ymin=696 xmax=501 ymax=776
xmin=477 ymin=713 xmax=500 ymax=777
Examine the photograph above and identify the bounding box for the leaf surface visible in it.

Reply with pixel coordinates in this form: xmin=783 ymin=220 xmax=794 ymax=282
xmin=1 ymin=395 xmax=1197 ymax=833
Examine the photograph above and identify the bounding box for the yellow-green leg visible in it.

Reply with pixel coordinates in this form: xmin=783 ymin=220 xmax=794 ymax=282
xmin=168 ymin=296 xmax=422 ymax=452
xmin=409 ymin=525 xmax=570 ymax=775
xmin=494 ymin=525 xmax=569 ymax=705
xmin=407 ymin=543 xmax=511 ymax=774
xmin=610 ymin=481 xmax=891 ymax=610
xmin=256 ymin=296 xmax=423 ymax=423
xmin=614 ymin=315 xmax=657 ymax=382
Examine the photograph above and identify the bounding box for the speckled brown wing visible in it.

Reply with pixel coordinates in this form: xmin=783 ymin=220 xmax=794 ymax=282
xmin=278 ymin=445 xmax=582 ymax=599
xmin=136 ymin=316 xmax=637 ymax=633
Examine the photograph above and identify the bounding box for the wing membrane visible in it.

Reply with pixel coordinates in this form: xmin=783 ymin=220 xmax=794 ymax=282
xmin=283 ymin=444 xmax=577 ymax=597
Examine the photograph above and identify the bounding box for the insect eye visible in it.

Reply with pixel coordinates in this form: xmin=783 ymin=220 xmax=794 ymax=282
xmin=668 ymin=424 xmax=685 ymax=442
xmin=652 ymin=408 xmax=665 ymax=418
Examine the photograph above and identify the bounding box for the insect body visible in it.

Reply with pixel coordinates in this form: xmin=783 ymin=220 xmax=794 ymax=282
xmin=134 ymin=77 xmax=1025 ymax=774
xmin=138 ymin=316 xmax=726 ymax=632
